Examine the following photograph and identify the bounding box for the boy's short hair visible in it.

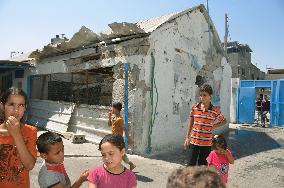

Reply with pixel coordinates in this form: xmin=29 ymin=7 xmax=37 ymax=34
xmin=112 ymin=102 xmax=122 ymax=111
xmin=200 ymin=84 xmax=213 ymax=96
xmin=167 ymin=166 xmax=225 ymax=188
xmin=36 ymin=132 xmax=62 ymax=153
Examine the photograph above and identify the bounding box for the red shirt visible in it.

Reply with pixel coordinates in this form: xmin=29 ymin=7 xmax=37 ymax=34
xmin=207 ymin=149 xmax=234 ymax=183
xmin=0 ymin=124 xmax=37 ymax=188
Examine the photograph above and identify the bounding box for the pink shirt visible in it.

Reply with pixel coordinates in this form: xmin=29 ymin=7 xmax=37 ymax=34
xmin=88 ymin=165 xmax=137 ymax=188
xmin=206 ymin=149 xmax=234 ymax=183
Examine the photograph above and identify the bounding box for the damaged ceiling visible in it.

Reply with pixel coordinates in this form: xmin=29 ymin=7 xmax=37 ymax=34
xmin=29 ymin=4 xmax=223 ymax=60
xmin=29 ymin=22 xmax=147 ymax=60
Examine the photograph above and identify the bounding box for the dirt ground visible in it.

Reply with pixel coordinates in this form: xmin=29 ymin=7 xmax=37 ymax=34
xmin=30 ymin=125 xmax=284 ymax=188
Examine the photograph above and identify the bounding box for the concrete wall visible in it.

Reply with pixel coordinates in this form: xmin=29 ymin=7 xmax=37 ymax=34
xmin=266 ymin=74 xmax=284 ymax=80
xmin=131 ymin=9 xmax=232 ymax=155
xmin=28 ymin=99 xmax=75 ymax=133
xmin=25 ymin=8 xmax=232 ymax=156
xmin=230 ymin=78 xmax=240 ymax=123
xmin=68 ymin=104 xmax=112 ymax=143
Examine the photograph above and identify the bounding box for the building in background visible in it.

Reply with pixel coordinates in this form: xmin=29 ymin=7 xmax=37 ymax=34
xmin=8 ymin=4 xmax=232 ymax=155
xmin=226 ymin=41 xmax=265 ymax=80
xmin=0 ymin=52 xmax=35 ymax=93
xmin=266 ymin=69 xmax=284 ymax=80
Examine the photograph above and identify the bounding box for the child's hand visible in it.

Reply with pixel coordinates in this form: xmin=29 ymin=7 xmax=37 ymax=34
xmin=79 ymin=169 xmax=89 ymax=182
xmin=108 ymin=112 xmax=112 ymax=119
xmin=5 ymin=116 xmax=21 ymax=138
xmin=128 ymin=136 xmax=134 ymax=145
xmin=184 ymin=138 xmax=190 ymax=150
xmin=219 ymin=148 xmax=227 ymax=155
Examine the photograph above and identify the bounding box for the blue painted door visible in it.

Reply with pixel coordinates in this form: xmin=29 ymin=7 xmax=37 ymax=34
xmin=279 ymin=80 xmax=284 ymax=126
xmin=271 ymin=80 xmax=284 ymax=127
xmin=238 ymin=87 xmax=255 ymax=124
xmin=271 ymin=81 xmax=278 ymax=126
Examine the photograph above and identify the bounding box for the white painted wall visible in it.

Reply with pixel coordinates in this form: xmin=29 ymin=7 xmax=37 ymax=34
xmin=68 ymin=104 xmax=112 ymax=143
xmin=28 ymin=99 xmax=75 ymax=132
xmin=24 ymin=8 xmax=232 ymax=156
xmin=134 ymin=9 xmax=232 ymax=154
xmin=230 ymin=78 xmax=240 ymax=123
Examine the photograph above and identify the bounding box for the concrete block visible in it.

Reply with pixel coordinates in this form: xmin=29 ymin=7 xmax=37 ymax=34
xmin=71 ymin=134 xmax=86 ymax=143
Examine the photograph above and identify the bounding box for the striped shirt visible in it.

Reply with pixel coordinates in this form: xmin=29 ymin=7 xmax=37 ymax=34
xmin=190 ymin=103 xmax=225 ymax=146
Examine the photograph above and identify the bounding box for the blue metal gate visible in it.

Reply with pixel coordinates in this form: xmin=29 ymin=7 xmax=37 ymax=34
xmin=238 ymin=87 xmax=255 ymax=124
xmin=271 ymin=80 xmax=284 ymax=126
xmin=237 ymin=80 xmax=284 ymax=127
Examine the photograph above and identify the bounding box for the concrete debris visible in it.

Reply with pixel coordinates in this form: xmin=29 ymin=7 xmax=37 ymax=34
xmin=30 ymin=26 xmax=101 ymax=59
xmin=108 ymin=22 xmax=145 ymax=36
xmin=30 ymin=23 xmax=146 ymax=59
xmin=60 ymin=26 xmax=101 ymax=50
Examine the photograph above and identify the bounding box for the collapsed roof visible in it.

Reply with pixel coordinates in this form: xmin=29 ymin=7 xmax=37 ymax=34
xmin=29 ymin=4 xmax=224 ymax=60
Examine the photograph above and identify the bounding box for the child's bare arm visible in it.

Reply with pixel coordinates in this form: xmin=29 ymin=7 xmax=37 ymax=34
xmin=6 ymin=117 xmax=36 ymax=170
xmin=108 ymin=112 xmax=112 ymax=127
xmin=71 ymin=170 xmax=89 ymax=188
xmin=225 ymin=150 xmax=234 ymax=164
xmin=213 ymin=118 xmax=227 ymax=129
xmin=50 ymin=183 xmax=65 ymax=188
xmin=184 ymin=117 xmax=194 ymax=149
xmin=88 ymin=182 xmax=97 ymax=188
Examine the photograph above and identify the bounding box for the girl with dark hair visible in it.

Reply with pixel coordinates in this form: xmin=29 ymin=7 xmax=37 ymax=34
xmin=88 ymin=133 xmax=137 ymax=188
xmin=0 ymin=87 xmax=37 ymax=188
xmin=206 ymin=135 xmax=234 ymax=184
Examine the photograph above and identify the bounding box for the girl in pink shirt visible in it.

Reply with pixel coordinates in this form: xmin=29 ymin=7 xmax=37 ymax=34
xmin=88 ymin=133 xmax=137 ymax=188
xmin=206 ymin=135 xmax=234 ymax=184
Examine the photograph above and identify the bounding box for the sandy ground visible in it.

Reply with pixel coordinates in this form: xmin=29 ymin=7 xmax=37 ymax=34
xmin=30 ymin=125 xmax=284 ymax=188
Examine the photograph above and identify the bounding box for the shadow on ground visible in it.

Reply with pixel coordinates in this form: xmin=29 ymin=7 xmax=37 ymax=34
xmin=146 ymin=127 xmax=281 ymax=164
xmin=134 ymin=172 xmax=154 ymax=182
xmin=146 ymin=147 xmax=189 ymax=166
xmin=227 ymin=127 xmax=281 ymax=159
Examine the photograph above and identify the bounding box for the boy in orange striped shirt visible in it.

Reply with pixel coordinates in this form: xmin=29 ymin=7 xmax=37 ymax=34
xmin=184 ymin=84 xmax=227 ymax=166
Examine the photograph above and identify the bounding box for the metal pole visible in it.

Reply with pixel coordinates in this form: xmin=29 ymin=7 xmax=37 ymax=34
xmin=224 ymin=13 xmax=228 ymax=52
xmin=124 ymin=62 xmax=129 ymax=151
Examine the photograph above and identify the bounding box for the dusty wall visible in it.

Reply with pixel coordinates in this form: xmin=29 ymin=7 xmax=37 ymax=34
xmin=230 ymin=78 xmax=240 ymax=123
xmin=25 ymin=9 xmax=232 ymax=155
xmin=266 ymin=74 xmax=284 ymax=80
xmin=133 ymin=9 xmax=232 ymax=154
xmin=68 ymin=104 xmax=112 ymax=143
xmin=28 ymin=99 xmax=75 ymax=133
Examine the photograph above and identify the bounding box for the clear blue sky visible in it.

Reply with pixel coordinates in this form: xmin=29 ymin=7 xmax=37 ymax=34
xmin=0 ymin=0 xmax=283 ymax=71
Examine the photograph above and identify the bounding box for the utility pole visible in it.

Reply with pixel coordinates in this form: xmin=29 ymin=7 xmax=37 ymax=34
xmin=224 ymin=13 xmax=228 ymax=53
xmin=206 ymin=0 xmax=213 ymax=58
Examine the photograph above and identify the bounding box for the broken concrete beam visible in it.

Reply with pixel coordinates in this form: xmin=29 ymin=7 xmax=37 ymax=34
xmin=60 ymin=26 xmax=101 ymax=50
xmin=108 ymin=22 xmax=145 ymax=36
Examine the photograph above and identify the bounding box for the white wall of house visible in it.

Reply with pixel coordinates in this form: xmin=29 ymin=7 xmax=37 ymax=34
xmin=28 ymin=99 xmax=75 ymax=132
xmin=132 ymin=8 xmax=232 ymax=155
xmin=230 ymin=78 xmax=240 ymax=123
xmin=25 ymin=7 xmax=232 ymax=156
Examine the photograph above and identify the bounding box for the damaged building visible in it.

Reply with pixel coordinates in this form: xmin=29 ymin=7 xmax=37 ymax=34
xmin=0 ymin=52 xmax=35 ymax=93
xmin=25 ymin=4 xmax=231 ymax=155
xmin=226 ymin=41 xmax=265 ymax=80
